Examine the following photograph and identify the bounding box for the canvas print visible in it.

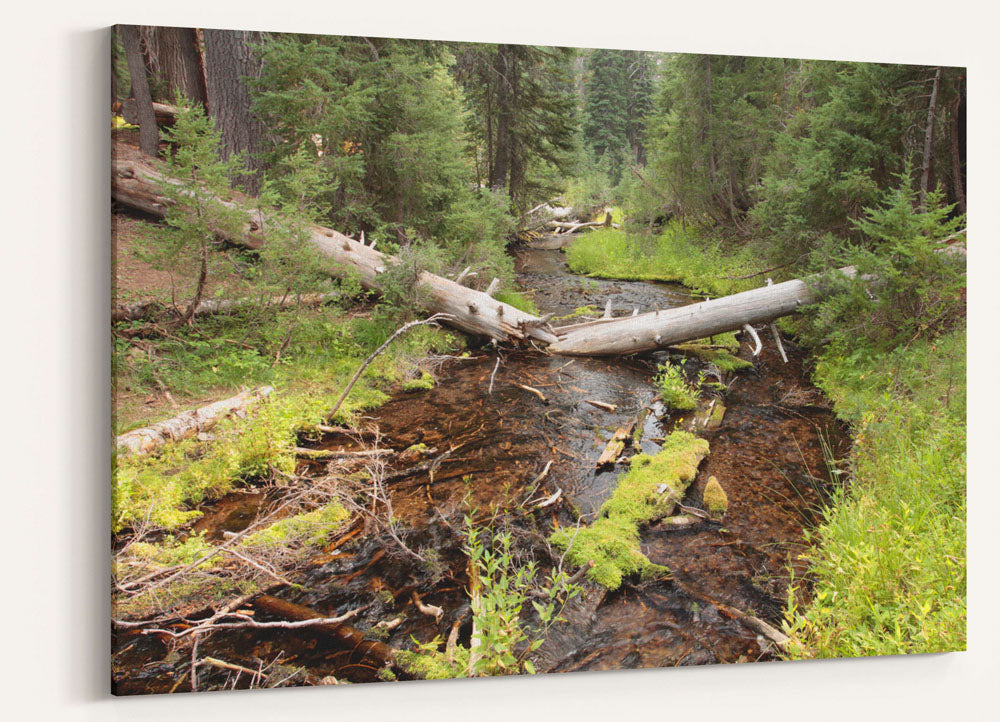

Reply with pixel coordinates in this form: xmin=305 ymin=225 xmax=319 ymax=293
xmin=111 ymin=25 xmax=967 ymax=694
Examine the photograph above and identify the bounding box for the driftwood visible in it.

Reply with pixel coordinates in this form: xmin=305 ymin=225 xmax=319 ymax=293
xmin=115 ymin=386 xmax=273 ymax=456
xmin=252 ymin=594 xmax=398 ymax=668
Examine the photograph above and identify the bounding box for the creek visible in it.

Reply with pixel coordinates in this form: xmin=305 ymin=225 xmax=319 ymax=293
xmin=113 ymin=239 xmax=848 ymax=692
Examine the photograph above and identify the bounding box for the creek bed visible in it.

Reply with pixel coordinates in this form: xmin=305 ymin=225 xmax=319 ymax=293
xmin=112 ymin=239 xmax=848 ymax=693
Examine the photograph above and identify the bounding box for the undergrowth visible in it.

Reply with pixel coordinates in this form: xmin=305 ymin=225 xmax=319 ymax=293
xmin=113 ymin=306 xmax=459 ymax=533
xmin=783 ymin=328 xmax=966 ymax=657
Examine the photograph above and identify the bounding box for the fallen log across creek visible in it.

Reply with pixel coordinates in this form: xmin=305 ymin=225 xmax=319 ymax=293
xmin=112 ymin=143 xmax=858 ymax=357
xmin=112 ymin=145 xmax=557 ymax=347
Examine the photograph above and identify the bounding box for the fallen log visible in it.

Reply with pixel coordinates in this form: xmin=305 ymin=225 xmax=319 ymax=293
xmin=115 ymin=386 xmax=273 ymax=457
xmin=252 ymin=594 xmax=398 ymax=669
xmin=549 ymin=269 xmax=857 ymax=356
xmin=548 ymin=219 xmax=620 ymax=232
xmin=112 ymin=291 xmax=339 ymax=324
xmin=111 ymin=146 xmax=555 ymax=346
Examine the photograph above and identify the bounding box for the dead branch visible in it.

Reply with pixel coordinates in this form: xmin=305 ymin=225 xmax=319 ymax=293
xmin=326 ymin=313 xmax=453 ymax=421
xmin=585 ymin=399 xmax=617 ymax=412
xmin=412 ymin=592 xmax=444 ymax=620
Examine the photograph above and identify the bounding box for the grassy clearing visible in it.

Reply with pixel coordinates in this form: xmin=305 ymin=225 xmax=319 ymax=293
xmin=564 ymin=223 xmax=766 ymax=297
xmin=551 ymin=432 xmax=709 ymax=589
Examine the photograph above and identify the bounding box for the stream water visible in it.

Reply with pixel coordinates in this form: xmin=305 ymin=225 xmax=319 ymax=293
xmin=112 ymin=240 xmax=848 ymax=693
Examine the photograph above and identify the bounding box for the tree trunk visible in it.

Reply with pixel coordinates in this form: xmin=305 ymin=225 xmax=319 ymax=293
xmin=115 ymin=386 xmax=273 ymax=456
xmin=150 ymin=26 xmax=207 ymax=107
xmin=919 ymin=66 xmax=943 ymax=206
xmin=490 ymin=45 xmax=514 ymax=193
xmin=949 ymin=77 xmax=967 ymax=215
xmin=111 ymin=148 xmax=556 ymax=346
xmin=202 ymin=28 xmax=265 ymax=196
xmin=118 ymin=25 xmax=159 ymax=155
xmin=547 ymin=271 xmax=856 ymax=356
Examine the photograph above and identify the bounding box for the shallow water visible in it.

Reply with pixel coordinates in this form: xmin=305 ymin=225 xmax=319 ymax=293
xmin=112 ymin=238 xmax=847 ymax=693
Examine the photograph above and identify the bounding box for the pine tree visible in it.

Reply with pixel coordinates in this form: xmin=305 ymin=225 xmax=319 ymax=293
xmin=583 ymin=49 xmax=629 ymax=185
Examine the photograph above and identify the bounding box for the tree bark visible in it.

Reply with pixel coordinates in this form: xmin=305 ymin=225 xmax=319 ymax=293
xmin=202 ymin=28 xmax=265 ymax=196
xmin=919 ymin=67 xmax=943 ymax=206
xmin=118 ymin=25 xmax=159 ymax=156
xmin=150 ymin=26 xmax=207 ymax=107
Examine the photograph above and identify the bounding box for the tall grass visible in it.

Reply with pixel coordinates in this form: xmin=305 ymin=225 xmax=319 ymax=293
xmin=564 ymin=223 xmax=765 ymax=297
xmin=784 ymin=329 xmax=966 ymax=657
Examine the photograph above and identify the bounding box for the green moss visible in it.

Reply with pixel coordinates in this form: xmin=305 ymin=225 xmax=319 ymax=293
xmin=553 ymin=304 xmax=599 ymax=321
xmin=402 ymin=370 xmax=435 ymax=392
xmin=494 ymin=289 xmax=539 ymax=315
xmin=550 ymin=432 xmax=710 ymax=590
xmin=396 ymin=643 xmax=470 ymax=680
xmin=702 ymin=476 xmax=728 ymax=518
xmin=241 ymin=502 xmax=349 ymax=550
xmin=671 ymin=332 xmax=751 ymax=373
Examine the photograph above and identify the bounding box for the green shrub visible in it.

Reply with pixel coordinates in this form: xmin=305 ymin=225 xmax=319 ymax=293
xmin=656 ymin=361 xmax=699 ymax=410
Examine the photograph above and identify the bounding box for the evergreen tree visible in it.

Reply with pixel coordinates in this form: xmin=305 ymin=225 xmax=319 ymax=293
xmin=583 ymin=49 xmax=629 ymax=185
xmin=453 ymin=43 xmax=578 ymax=214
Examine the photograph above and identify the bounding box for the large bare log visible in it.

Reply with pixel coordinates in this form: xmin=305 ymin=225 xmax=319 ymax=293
xmin=115 ymin=386 xmax=273 ymax=456
xmin=111 ymin=146 xmax=555 ymax=346
xmin=548 ymin=270 xmax=856 ymax=356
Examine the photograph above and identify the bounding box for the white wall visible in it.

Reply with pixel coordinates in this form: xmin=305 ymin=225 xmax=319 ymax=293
xmin=2 ymin=2 xmax=995 ymax=720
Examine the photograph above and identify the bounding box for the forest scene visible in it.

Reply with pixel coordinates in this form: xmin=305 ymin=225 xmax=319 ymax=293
xmin=110 ymin=25 xmax=966 ymax=694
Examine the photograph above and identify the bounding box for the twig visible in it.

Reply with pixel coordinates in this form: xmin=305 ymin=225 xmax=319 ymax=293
xmin=514 ymin=383 xmax=547 ymax=403
xmin=488 ymin=355 xmax=502 ymax=395
xmin=585 ymin=399 xmax=617 ymax=412
xmin=532 ymin=488 xmax=562 ymax=509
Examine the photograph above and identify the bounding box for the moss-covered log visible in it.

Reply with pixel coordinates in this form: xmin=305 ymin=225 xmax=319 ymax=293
xmin=550 ymin=431 xmax=710 ymax=589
